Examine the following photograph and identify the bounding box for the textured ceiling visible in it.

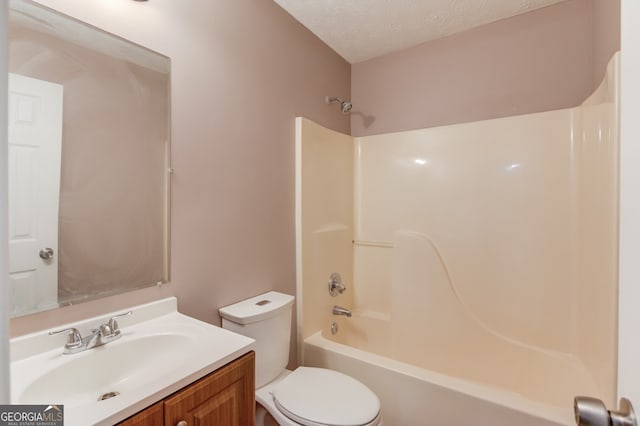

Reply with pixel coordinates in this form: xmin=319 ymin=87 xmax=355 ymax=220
xmin=273 ymin=0 xmax=571 ymax=63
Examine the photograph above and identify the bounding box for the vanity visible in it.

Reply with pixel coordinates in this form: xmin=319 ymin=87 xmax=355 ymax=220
xmin=10 ymin=298 xmax=256 ymax=425
xmin=118 ymin=352 xmax=254 ymax=425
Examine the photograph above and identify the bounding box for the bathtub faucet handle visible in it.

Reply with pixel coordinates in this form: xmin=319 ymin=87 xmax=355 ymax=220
xmin=328 ymin=272 xmax=347 ymax=297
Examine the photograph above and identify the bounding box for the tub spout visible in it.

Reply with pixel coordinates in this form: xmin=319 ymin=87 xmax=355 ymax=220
xmin=333 ymin=305 xmax=352 ymax=317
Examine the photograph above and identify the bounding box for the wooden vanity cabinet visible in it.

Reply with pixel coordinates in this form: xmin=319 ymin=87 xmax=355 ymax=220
xmin=118 ymin=351 xmax=255 ymax=426
xmin=117 ymin=401 xmax=163 ymax=425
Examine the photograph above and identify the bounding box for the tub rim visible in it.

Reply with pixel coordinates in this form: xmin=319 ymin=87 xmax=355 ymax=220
xmin=303 ymin=330 xmax=574 ymax=426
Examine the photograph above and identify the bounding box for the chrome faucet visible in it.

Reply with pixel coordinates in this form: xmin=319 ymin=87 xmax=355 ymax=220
xmin=332 ymin=305 xmax=352 ymax=317
xmin=328 ymin=272 xmax=347 ymax=297
xmin=49 ymin=311 xmax=132 ymax=354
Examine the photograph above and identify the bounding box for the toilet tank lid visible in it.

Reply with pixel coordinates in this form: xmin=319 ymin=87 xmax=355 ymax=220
xmin=219 ymin=291 xmax=294 ymax=324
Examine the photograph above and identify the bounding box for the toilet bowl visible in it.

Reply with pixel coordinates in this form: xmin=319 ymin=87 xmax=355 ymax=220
xmin=256 ymin=368 xmax=382 ymax=426
xmin=219 ymin=291 xmax=382 ymax=426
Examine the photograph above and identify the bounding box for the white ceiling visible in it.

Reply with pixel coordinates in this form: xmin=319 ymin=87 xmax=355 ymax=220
xmin=273 ymin=0 xmax=571 ymax=64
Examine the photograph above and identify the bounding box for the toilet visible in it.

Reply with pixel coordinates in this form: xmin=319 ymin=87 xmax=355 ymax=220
xmin=219 ymin=291 xmax=382 ymax=426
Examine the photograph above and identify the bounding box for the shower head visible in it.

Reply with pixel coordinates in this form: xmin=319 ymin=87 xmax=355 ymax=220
xmin=326 ymin=96 xmax=353 ymax=114
xmin=341 ymin=101 xmax=353 ymax=113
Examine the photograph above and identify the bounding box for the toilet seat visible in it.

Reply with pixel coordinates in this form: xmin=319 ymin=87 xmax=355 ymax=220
xmin=271 ymin=367 xmax=381 ymax=426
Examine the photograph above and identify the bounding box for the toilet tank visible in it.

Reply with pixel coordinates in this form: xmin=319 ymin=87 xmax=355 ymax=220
xmin=219 ymin=291 xmax=294 ymax=388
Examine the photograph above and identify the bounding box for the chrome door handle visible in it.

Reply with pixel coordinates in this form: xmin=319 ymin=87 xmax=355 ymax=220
xmin=39 ymin=247 xmax=54 ymax=260
xmin=575 ymin=396 xmax=637 ymax=426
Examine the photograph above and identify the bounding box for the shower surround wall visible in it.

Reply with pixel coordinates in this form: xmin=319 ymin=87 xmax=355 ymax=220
xmin=296 ymin=55 xmax=619 ymax=424
xmin=295 ymin=119 xmax=354 ymax=343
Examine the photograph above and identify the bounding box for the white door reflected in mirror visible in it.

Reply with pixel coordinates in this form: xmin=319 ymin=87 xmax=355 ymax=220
xmin=8 ymin=73 xmax=63 ymax=316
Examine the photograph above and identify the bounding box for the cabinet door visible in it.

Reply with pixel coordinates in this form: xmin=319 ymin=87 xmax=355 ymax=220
xmin=117 ymin=401 xmax=164 ymax=426
xmin=164 ymin=351 xmax=255 ymax=426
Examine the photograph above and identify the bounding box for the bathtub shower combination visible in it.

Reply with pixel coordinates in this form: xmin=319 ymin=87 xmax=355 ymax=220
xmin=295 ymin=54 xmax=619 ymax=426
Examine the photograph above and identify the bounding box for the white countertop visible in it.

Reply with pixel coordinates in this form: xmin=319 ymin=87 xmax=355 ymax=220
xmin=10 ymin=297 xmax=255 ymax=426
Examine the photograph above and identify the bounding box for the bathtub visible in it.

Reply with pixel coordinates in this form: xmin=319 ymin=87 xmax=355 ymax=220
xmin=296 ymin=55 xmax=620 ymax=426
xmin=303 ymin=319 xmax=578 ymax=426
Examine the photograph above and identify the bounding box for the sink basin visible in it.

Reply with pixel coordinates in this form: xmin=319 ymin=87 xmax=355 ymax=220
xmin=10 ymin=297 xmax=255 ymax=426
xmin=18 ymin=333 xmax=194 ymax=406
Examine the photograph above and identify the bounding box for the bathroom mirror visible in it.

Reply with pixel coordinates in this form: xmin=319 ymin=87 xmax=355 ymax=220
xmin=7 ymin=0 xmax=171 ymax=317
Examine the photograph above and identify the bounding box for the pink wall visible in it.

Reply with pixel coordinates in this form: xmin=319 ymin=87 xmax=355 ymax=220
xmin=351 ymin=0 xmax=620 ymax=137
xmin=11 ymin=0 xmax=350 ymax=346
xmin=593 ymin=0 xmax=621 ymax=88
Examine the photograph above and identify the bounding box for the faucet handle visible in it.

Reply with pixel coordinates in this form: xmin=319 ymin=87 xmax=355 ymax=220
xmin=98 ymin=323 xmax=113 ymax=336
xmin=49 ymin=327 xmax=83 ymax=348
xmin=328 ymin=272 xmax=347 ymax=297
xmin=107 ymin=311 xmax=132 ymax=333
